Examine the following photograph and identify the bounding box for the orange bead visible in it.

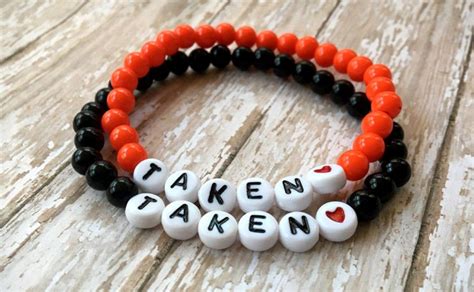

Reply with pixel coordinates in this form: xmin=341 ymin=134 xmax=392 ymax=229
xmin=295 ymin=36 xmax=318 ymax=60
xmin=366 ymin=76 xmax=395 ymax=101
xmin=215 ymin=23 xmax=235 ymax=46
xmin=107 ymin=88 xmax=135 ymax=114
xmin=235 ymin=25 xmax=257 ymax=48
xmin=314 ymin=42 xmax=338 ymax=67
xmin=174 ymin=24 xmax=196 ymax=48
xmin=361 ymin=111 xmax=393 ymax=138
xmin=277 ymin=33 xmax=298 ymax=55
xmin=101 ymin=109 xmax=130 ymax=134
xmin=124 ymin=52 xmax=150 ymax=78
xmin=117 ymin=143 xmax=148 ymax=173
xmin=140 ymin=41 xmax=165 ymax=67
xmin=156 ymin=30 xmax=179 ymax=56
xmin=347 ymin=56 xmax=373 ymax=82
xmin=353 ymin=133 xmax=385 ymax=162
xmin=195 ymin=24 xmax=217 ymax=48
xmin=109 ymin=125 xmax=139 ymax=151
xmin=256 ymin=30 xmax=278 ymax=50
xmin=337 ymin=150 xmax=370 ymax=181
xmin=363 ymin=64 xmax=392 ymax=85
xmin=110 ymin=67 xmax=138 ymax=91
xmin=333 ymin=49 xmax=357 ymax=73
xmin=371 ymin=91 xmax=403 ymax=118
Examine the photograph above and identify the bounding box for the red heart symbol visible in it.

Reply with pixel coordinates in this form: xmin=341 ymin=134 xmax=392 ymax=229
xmin=314 ymin=165 xmax=332 ymax=173
xmin=326 ymin=207 xmax=345 ymax=223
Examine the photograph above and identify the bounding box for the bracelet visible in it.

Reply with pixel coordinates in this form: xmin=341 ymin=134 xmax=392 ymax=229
xmin=71 ymin=24 xmax=411 ymax=252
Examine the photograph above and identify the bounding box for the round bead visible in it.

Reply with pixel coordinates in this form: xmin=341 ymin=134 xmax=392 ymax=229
xmin=386 ymin=121 xmax=405 ymax=141
xmin=254 ymin=47 xmax=275 ymax=71
xmin=95 ymin=88 xmax=111 ymax=111
xmin=315 ymin=201 xmax=357 ymax=242
xmin=273 ymin=54 xmax=295 ymax=78
xmin=198 ymin=211 xmax=238 ymax=250
xmin=109 ymin=125 xmax=139 ymax=151
xmin=361 ymin=111 xmax=394 ymax=138
xmin=107 ymin=88 xmax=135 ymax=114
xmin=110 ymin=67 xmax=138 ymax=91
xmin=277 ymin=33 xmax=298 ymax=55
xmin=85 ymin=160 xmax=118 ymax=191
xmin=133 ymin=158 xmax=169 ymax=194
xmin=314 ymin=42 xmax=337 ymax=67
xmin=274 ymin=175 xmax=313 ymax=212
xmin=310 ymin=70 xmax=335 ymax=95
xmin=364 ymin=64 xmax=392 ymax=85
xmin=304 ymin=164 xmax=346 ymax=195
xmin=292 ymin=61 xmax=316 ymax=84
xmin=136 ymin=73 xmax=154 ymax=93
xmin=156 ymin=30 xmax=179 ymax=55
xmin=337 ymin=150 xmax=370 ymax=181
xmin=210 ymin=45 xmax=231 ymax=69
xmin=347 ymin=56 xmax=372 ymax=82
xmin=256 ymin=30 xmax=278 ymax=50
xmin=74 ymin=127 xmax=104 ymax=150
xmin=238 ymin=211 xmax=279 ymax=251
xmin=101 ymin=109 xmax=130 ymax=134
xmin=124 ymin=52 xmax=150 ymax=78
xmin=106 ymin=176 xmax=138 ymax=208
xmin=125 ymin=193 xmax=165 ymax=229
xmin=364 ymin=172 xmax=397 ymax=203
xmin=195 ymin=24 xmax=217 ymax=48
xmin=346 ymin=190 xmax=382 ymax=221
xmin=330 ymin=80 xmax=355 ymax=105
xmin=71 ymin=147 xmax=102 ymax=175
xmin=333 ymin=49 xmax=357 ymax=73
xmin=164 ymin=170 xmax=201 ymax=203
xmin=235 ymin=25 xmax=257 ymax=48
xmin=371 ymin=91 xmax=402 ymax=118
xmin=82 ymin=101 xmax=104 ymax=116
xmin=198 ymin=178 xmax=237 ymax=212
xmin=149 ymin=59 xmax=171 ymax=81
xmin=346 ymin=92 xmax=371 ymax=119
xmin=73 ymin=110 xmax=101 ymax=132
xmin=140 ymin=41 xmax=166 ymax=67
xmin=168 ymin=51 xmax=189 ymax=76
xmin=117 ymin=143 xmax=148 ymax=173
xmin=174 ymin=24 xmax=196 ymax=48
xmin=189 ymin=48 xmax=211 ymax=73
xmin=353 ymin=132 xmax=385 ymax=162
xmin=237 ymin=177 xmax=275 ymax=213
xmin=215 ymin=23 xmax=235 ymax=46
xmin=366 ymin=77 xmax=396 ymax=101
xmin=382 ymin=158 xmax=411 ymax=187
xmin=279 ymin=211 xmax=319 ymax=252
xmin=232 ymin=47 xmax=255 ymax=70
xmin=295 ymin=36 xmax=318 ymax=60
xmin=161 ymin=200 xmax=201 ymax=240
xmin=382 ymin=139 xmax=408 ymax=161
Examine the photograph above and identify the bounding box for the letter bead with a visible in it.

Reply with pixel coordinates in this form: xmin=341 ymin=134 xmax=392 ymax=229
xmin=165 ymin=170 xmax=201 ymax=203
xmin=161 ymin=200 xmax=201 ymax=240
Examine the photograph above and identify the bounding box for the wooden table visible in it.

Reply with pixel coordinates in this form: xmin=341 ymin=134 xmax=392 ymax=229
xmin=1 ymin=1 xmax=472 ymax=291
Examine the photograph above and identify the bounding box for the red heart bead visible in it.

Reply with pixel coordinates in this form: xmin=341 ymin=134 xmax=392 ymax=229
xmin=314 ymin=165 xmax=332 ymax=173
xmin=326 ymin=207 xmax=345 ymax=223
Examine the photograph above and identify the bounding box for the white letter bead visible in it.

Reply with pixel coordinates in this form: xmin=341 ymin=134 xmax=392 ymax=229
xmin=125 ymin=193 xmax=165 ymax=229
xmin=198 ymin=178 xmax=237 ymax=212
xmin=279 ymin=211 xmax=319 ymax=252
xmin=133 ymin=158 xmax=169 ymax=194
xmin=238 ymin=211 xmax=278 ymax=251
xmin=237 ymin=177 xmax=275 ymax=213
xmin=315 ymin=201 xmax=358 ymax=242
xmin=274 ymin=175 xmax=313 ymax=212
xmin=165 ymin=170 xmax=201 ymax=203
xmin=198 ymin=211 xmax=238 ymax=249
xmin=161 ymin=200 xmax=201 ymax=240
xmin=305 ymin=164 xmax=346 ymax=195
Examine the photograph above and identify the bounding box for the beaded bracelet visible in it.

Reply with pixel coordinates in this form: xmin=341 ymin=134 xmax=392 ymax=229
xmin=72 ymin=24 xmax=411 ymax=252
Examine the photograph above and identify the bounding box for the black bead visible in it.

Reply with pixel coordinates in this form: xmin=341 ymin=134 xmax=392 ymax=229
xmin=232 ymin=47 xmax=255 ymax=70
xmin=106 ymin=177 xmax=138 ymax=208
xmin=168 ymin=51 xmax=189 ymax=75
xmin=346 ymin=92 xmax=371 ymax=119
xmin=108 ymin=81 xmax=113 ymax=89
xmin=347 ymin=190 xmax=382 ymax=221
xmin=85 ymin=160 xmax=118 ymax=190
xmin=95 ymin=88 xmax=111 ymax=111
xmin=189 ymin=48 xmax=211 ymax=73
xmin=74 ymin=127 xmax=104 ymax=150
xmin=382 ymin=139 xmax=408 ymax=161
xmin=310 ymin=70 xmax=335 ymax=95
xmin=71 ymin=147 xmax=102 ymax=175
xmin=149 ymin=59 xmax=171 ymax=81
xmin=210 ymin=45 xmax=231 ymax=69
xmin=81 ymin=102 xmax=105 ymax=117
xmin=73 ymin=110 xmax=101 ymax=132
xmin=382 ymin=158 xmax=411 ymax=187
xmin=273 ymin=54 xmax=295 ymax=78
xmin=385 ymin=121 xmax=405 ymax=141
xmin=292 ymin=61 xmax=316 ymax=84
xmin=330 ymin=80 xmax=355 ymax=105
xmin=254 ymin=48 xmax=275 ymax=71
xmin=136 ymin=74 xmax=154 ymax=92
xmin=364 ymin=172 xmax=397 ymax=203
